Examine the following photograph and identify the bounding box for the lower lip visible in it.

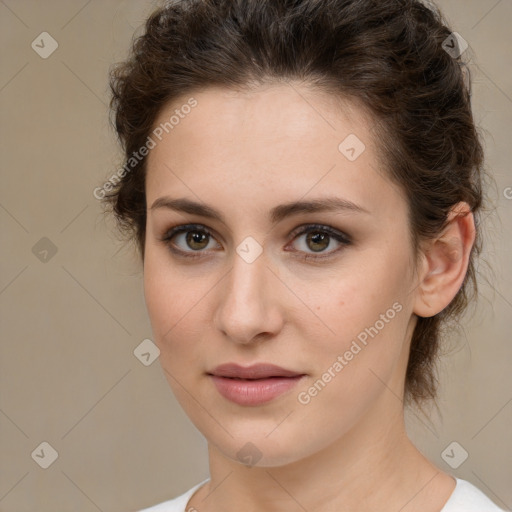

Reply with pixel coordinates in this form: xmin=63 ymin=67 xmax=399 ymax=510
xmin=210 ymin=375 xmax=305 ymax=406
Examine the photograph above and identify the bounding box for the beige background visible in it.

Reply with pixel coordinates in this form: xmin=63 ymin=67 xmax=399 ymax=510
xmin=0 ymin=0 xmax=511 ymax=510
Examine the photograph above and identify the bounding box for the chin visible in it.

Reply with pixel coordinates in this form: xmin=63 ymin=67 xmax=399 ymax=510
xmin=204 ymin=425 xmax=324 ymax=470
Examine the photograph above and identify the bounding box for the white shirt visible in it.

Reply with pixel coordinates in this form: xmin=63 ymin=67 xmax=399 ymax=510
xmin=138 ymin=477 xmax=507 ymax=511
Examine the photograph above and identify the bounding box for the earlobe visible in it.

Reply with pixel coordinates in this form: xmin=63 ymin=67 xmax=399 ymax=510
xmin=413 ymin=202 xmax=476 ymax=318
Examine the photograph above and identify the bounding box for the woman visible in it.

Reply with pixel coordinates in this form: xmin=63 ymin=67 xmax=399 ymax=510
xmin=105 ymin=0 xmax=506 ymax=510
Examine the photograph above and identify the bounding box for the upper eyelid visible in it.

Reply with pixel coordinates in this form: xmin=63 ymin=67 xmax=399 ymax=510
xmin=289 ymin=223 xmax=349 ymax=239
xmin=162 ymin=222 xmax=348 ymax=238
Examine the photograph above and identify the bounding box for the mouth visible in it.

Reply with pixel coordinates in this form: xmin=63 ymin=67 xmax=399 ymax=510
xmin=207 ymin=363 xmax=306 ymax=406
xmin=208 ymin=362 xmax=305 ymax=380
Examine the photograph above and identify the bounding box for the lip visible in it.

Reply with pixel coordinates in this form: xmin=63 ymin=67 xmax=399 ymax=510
xmin=207 ymin=363 xmax=306 ymax=406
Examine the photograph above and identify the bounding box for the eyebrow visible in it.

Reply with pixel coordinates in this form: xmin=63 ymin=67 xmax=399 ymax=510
xmin=150 ymin=196 xmax=369 ymax=225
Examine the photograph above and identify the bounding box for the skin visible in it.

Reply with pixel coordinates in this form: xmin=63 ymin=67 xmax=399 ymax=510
xmin=143 ymin=83 xmax=475 ymax=512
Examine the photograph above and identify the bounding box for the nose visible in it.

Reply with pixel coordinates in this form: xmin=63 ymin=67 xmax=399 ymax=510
xmin=213 ymin=248 xmax=284 ymax=345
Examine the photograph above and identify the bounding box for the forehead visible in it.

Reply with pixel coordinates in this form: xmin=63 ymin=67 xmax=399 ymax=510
xmin=145 ymin=83 xmax=403 ymax=220
xmin=150 ymin=83 xmax=373 ymax=155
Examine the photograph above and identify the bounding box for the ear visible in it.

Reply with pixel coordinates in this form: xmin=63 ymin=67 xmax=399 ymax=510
xmin=413 ymin=202 xmax=476 ymax=318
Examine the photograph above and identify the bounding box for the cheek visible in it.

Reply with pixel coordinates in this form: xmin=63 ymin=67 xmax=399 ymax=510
xmin=143 ymin=249 xmax=212 ymax=370
xmin=143 ymin=256 xmax=212 ymax=422
xmin=303 ymin=252 xmax=411 ymax=383
xmin=312 ymin=264 xmax=407 ymax=342
xmin=143 ymin=256 xmax=173 ymax=337
xmin=294 ymin=288 xmax=408 ymax=438
xmin=144 ymin=250 xmax=188 ymax=347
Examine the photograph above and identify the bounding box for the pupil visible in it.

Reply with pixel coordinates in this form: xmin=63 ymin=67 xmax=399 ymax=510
xmin=308 ymin=232 xmax=329 ymax=252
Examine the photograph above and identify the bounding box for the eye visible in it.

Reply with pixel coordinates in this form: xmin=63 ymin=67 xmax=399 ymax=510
xmin=287 ymin=224 xmax=351 ymax=261
xmin=160 ymin=224 xmax=221 ymax=258
xmin=159 ymin=223 xmax=351 ymax=261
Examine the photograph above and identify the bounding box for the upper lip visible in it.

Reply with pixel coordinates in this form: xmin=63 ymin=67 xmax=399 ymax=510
xmin=208 ymin=363 xmax=304 ymax=379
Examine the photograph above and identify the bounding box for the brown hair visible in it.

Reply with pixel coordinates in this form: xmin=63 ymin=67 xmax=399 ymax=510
xmin=105 ymin=0 xmax=487 ymax=407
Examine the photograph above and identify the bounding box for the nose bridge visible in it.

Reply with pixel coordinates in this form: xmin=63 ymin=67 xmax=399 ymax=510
xmin=231 ymin=245 xmax=267 ymax=299
xmin=227 ymin=246 xmax=268 ymax=314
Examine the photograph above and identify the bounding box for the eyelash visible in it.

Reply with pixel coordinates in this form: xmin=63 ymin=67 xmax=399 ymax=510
xmin=159 ymin=223 xmax=352 ymax=262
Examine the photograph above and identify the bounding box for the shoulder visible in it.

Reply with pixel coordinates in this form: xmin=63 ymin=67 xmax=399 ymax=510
xmin=440 ymin=478 xmax=507 ymax=512
xmin=137 ymin=479 xmax=210 ymax=512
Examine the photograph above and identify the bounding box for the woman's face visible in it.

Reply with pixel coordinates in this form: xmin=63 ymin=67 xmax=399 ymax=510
xmin=144 ymin=84 xmax=420 ymax=467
